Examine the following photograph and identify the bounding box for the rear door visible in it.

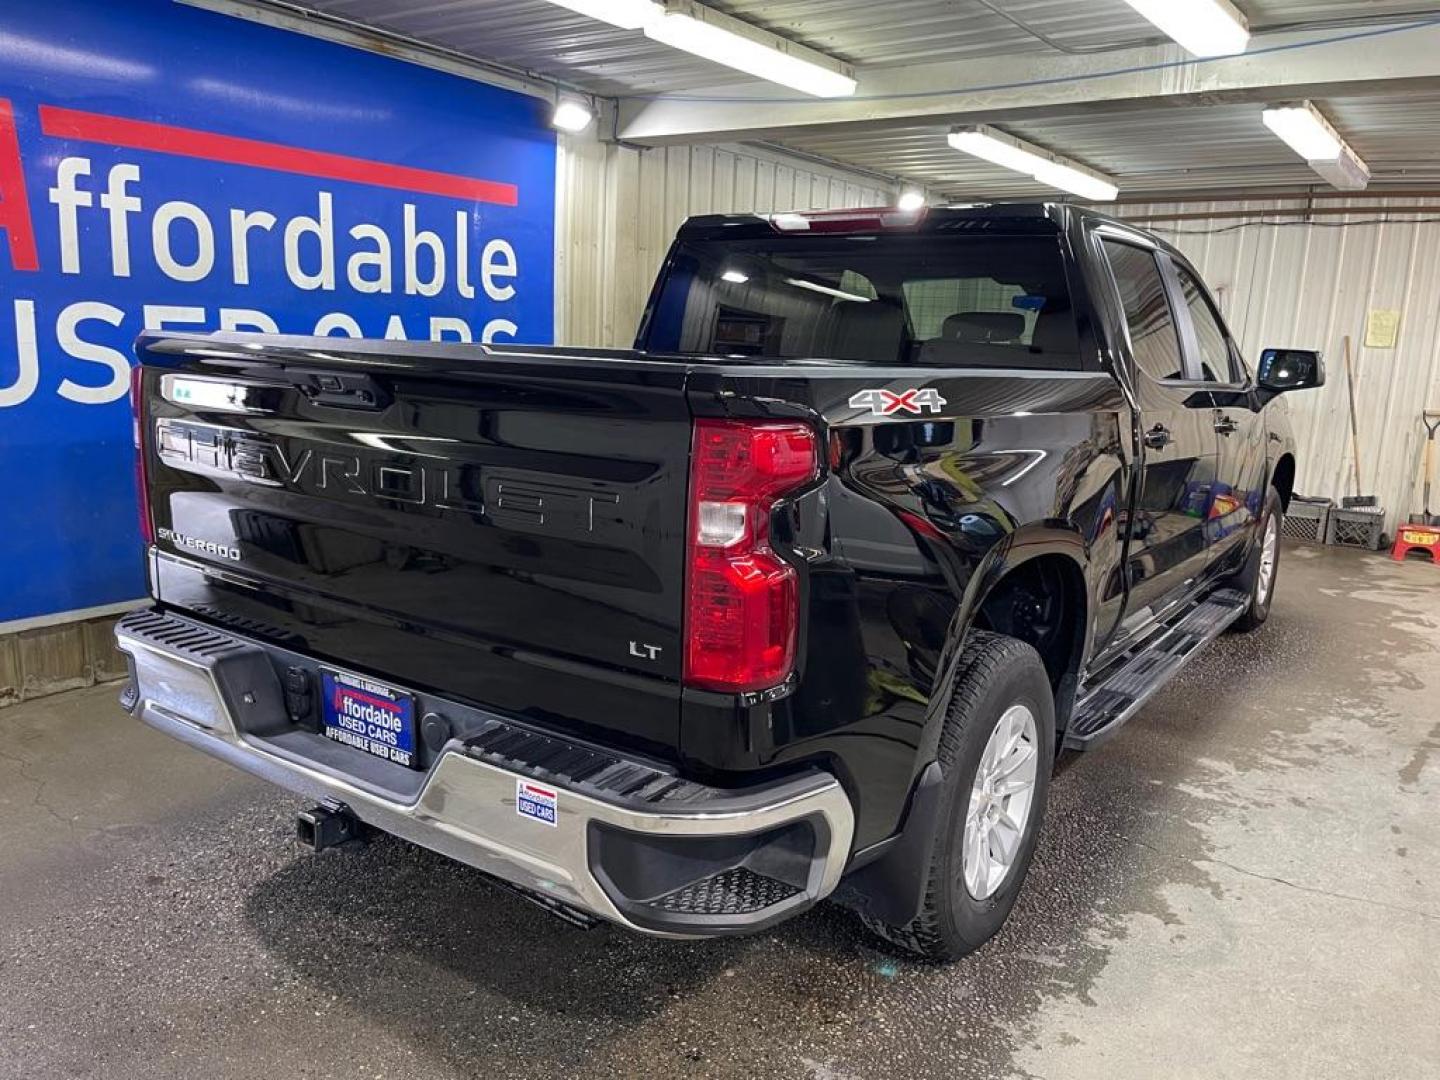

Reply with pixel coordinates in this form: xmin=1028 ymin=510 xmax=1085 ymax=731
xmin=1096 ymin=235 xmax=1220 ymax=635
xmin=137 ymin=334 xmax=692 ymax=758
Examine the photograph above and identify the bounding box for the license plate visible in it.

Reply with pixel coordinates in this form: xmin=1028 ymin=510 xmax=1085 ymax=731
xmin=320 ymin=668 xmax=418 ymax=769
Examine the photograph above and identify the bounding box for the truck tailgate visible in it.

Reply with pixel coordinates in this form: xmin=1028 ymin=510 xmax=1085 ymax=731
xmin=134 ymin=333 xmax=690 ymax=757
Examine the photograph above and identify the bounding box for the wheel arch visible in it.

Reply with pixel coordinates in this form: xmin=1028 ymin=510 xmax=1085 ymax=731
xmin=1270 ymin=452 xmax=1297 ymax=511
xmin=924 ymin=527 xmax=1092 ymax=759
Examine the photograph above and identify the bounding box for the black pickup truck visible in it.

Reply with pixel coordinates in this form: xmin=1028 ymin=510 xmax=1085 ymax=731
xmin=116 ymin=203 xmax=1322 ymax=960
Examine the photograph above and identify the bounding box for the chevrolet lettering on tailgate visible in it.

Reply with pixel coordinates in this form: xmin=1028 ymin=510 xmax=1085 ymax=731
xmin=154 ymin=417 xmax=621 ymax=536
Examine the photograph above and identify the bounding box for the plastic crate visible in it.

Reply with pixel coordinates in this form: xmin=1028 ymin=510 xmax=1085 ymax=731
xmin=1325 ymin=505 xmax=1386 ymax=550
xmin=1282 ymin=499 xmax=1329 ymax=543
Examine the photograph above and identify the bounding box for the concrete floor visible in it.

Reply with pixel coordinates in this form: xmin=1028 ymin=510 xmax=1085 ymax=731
xmin=1 ymin=543 xmax=1437 ymax=1080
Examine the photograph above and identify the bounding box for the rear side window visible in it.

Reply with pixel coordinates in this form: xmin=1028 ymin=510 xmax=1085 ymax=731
xmin=642 ymin=233 xmax=1080 ymax=368
xmin=1175 ymin=266 xmax=1237 ymax=383
xmin=1101 ymin=240 xmax=1184 ymax=383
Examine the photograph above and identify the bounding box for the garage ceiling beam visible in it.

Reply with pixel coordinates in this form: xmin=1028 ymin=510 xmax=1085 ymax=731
xmin=618 ymin=20 xmax=1440 ymax=145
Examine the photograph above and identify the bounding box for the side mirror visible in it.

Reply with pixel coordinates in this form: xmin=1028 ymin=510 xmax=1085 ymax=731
xmin=1257 ymin=348 xmax=1325 ymax=392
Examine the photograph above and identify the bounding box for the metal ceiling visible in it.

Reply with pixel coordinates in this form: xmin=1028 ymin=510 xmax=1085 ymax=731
xmin=294 ymin=0 xmax=1440 ymax=94
xmin=272 ymin=0 xmax=1440 ymax=197
xmin=774 ymin=93 xmax=1440 ymax=198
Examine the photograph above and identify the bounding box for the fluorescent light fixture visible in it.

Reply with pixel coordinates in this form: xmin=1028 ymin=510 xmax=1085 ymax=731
xmin=721 ymin=269 xmax=749 ymax=284
xmin=1033 ymin=161 xmax=1119 ymax=202
xmin=947 ymin=128 xmax=1050 ymax=175
xmin=1262 ymin=101 xmax=1370 ymax=189
xmin=1120 ymin=0 xmax=1250 ymax=57
xmin=949 ymin=125 xmax=1120 ymax=202
xmin=1310 ymin=145 xmax=1371 ymax=191
xmin=1262 ymin=101 xmax=1342 ymax=161
xmin=551 ymin=99 xmax=595 ymax=133
xmin=644 ymin=3 xmax=857 ymax=98
xmin=896 ymin=189 xmax=926 ymax=212
xmin=541 ymin=0 xmax=663 ymax=30
xmin=785 ymin=278 xmax=872 ymax=303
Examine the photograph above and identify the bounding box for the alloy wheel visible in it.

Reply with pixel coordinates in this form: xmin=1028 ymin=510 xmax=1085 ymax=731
xmin=962 ymin=704 xmax=1040 ymax=901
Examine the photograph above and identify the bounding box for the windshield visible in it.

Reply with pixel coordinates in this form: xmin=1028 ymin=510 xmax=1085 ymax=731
xmin=640 ymin=232 xmax=1080 ymax=368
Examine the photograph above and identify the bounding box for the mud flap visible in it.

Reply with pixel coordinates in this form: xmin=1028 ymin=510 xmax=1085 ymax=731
xmin=829 ymin=761 xmax=945 ymax=927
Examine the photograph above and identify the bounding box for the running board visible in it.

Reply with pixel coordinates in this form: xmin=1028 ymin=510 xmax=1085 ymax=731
xmin=1064 ymin=588 xmax=1248 ymax=751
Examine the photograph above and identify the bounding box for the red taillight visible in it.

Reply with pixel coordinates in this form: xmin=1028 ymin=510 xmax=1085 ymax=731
xmin=684 ymin=420 xmax=818 ymax=693
xmin=130 ymin=364 xmax=154 ymax=546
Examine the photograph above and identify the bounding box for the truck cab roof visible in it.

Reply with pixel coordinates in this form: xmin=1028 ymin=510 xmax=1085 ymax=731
xmin=673 ymin=202 xmax=1184 ymax=259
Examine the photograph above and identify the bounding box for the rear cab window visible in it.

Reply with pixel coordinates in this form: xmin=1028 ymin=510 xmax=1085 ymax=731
xmin=641 ymin=231 xmax=1081 ymax=369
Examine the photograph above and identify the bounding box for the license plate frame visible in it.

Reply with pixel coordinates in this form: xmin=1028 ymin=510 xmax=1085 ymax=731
xmin=319 ymin=667 xmax=419 ymax=770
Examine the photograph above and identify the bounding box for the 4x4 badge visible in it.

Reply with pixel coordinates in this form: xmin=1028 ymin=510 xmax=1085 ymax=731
xmin=849 ymin=388 xmax=948 ymax=417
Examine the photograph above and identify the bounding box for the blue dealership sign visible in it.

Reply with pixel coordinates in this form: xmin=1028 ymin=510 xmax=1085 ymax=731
xmin=0 ymin=0 xmax=556 ymax=624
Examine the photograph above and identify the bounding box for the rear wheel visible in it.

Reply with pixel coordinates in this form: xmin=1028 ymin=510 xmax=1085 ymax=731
xmin=860 ymin=631 xmax=1054 ymax=961
xmin=1231 ymin=486 xmax=1283 ymax=632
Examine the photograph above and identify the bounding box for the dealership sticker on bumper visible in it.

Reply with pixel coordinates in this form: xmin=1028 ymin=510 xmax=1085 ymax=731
xmin=516 ymin=779 xmax=559 ymax=826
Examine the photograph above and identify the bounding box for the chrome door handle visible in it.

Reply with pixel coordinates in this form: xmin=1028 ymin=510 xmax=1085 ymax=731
xmin=1213 ymin=414 xmax=1239 ymax=435
xmin=1143 ymin=424 xmax=1173 ymax=449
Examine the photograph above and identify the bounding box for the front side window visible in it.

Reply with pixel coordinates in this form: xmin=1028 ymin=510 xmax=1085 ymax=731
xmin=642 ymin=233 xmax=1080 ymax=368
xmin=1176 ymin=266 xmax=1237 ymax=383
xmin=1101 ymin=239 xmax=1184 ymax=383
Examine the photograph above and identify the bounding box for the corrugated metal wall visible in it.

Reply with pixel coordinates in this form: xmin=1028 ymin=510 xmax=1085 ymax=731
xmin=555 ymin=132 xmax=892 ymax=348
xmin=1120 ymin=198 xmax=1440 ymax=529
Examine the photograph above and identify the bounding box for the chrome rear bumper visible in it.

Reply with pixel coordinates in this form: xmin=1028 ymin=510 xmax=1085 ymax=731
xmin=115 ymin=609 xmax=854 ymax=938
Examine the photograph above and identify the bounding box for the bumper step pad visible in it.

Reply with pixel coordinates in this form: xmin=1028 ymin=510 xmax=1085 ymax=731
xmin=647 ymin=867 xmax=802 ymax=916
xmin=1065 ymin=587 xmax=1248 ymax=751
xmin=463 ymin=718 xmax=720 ymax=808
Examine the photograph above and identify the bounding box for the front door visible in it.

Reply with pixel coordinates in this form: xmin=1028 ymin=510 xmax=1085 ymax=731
xmin=1168 ymin=260 xmax=1267 ymax=572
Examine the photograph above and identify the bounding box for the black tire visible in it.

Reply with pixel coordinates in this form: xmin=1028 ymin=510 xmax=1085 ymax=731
xmin=860 ymin=630 xmax=1055 ymax=962
xmin=1230 ymin=486 xmax=1283 ymax=633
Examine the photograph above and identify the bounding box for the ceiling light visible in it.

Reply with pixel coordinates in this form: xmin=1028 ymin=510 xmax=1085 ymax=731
xmin=1262 ymin=102 xmax=1342 ymax=161
xmin=896 ymin=189 xmax=926 ymax=212
xmin=551 ymin=99 xmax=595 ymax=133
xmin=947 ymin=128 xmax=1050 ymax=175
xmin=785 ymin=278 xmax=871 ymax=303
xmin=949 ymin=125 xmax=1120 ymax=202
xmin=1309 ymin=145 xmax=1370 ymax=191
xmin=1032 ymin=161 xmax=1119 ymax=202
xmin=1119 ymin=0 xmax=1250 ymax=57
xmin=1262 ymin=101 xmax=1370 ymax=189
xmin=721 ymin=269 xmax=749 ymax=283
xmin=541 ymin=0 xmax=663 ymax=30
xmin=644 ymin=4 xmax=857 ymax=98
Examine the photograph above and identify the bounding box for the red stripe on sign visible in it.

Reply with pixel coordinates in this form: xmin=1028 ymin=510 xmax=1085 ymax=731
xmin=0 ymin=99 xmax=40 ymax=271
xmin=38 ymin=105 xmax=519 ymax=207
xmin=335 ymin=687 xmax=400 ymax=711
